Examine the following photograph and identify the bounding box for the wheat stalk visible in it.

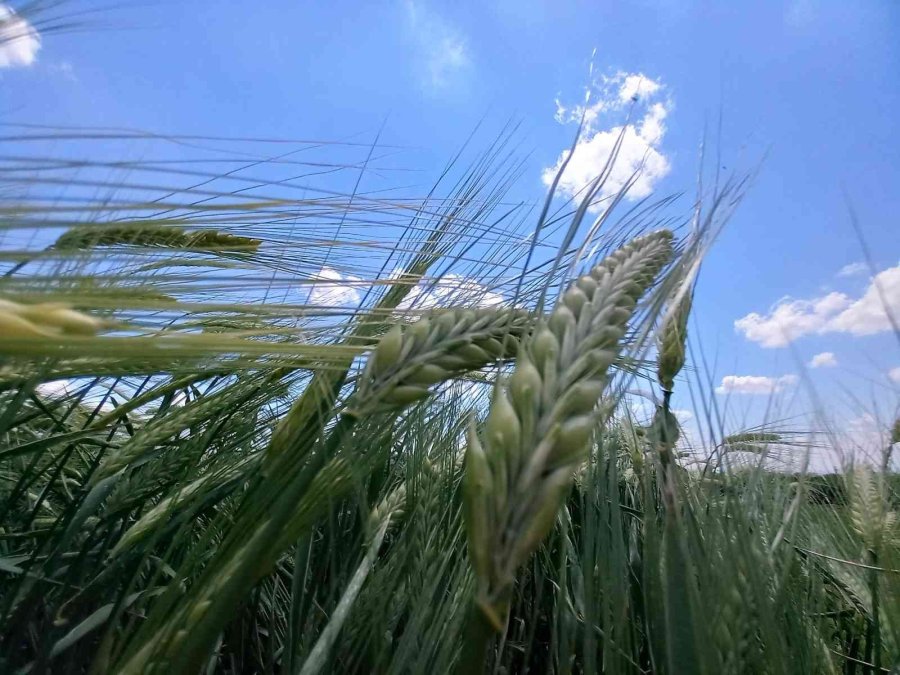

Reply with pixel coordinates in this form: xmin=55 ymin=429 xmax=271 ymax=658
xmin=298 ymin=483 xmax=407 ymax=675
xmin=463 ymin=230 xmax=674 ymax=628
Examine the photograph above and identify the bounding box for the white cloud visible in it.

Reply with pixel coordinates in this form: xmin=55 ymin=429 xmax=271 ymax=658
xmin=404 ymin=1 xmax=470 ymax=89
xmin=307 ymin=267 xmax=362 ymax=307
xmin=837 ymin=261 xmax=868 ymax=278
xmin=827 ymin=265 xmax=900 ymax=335
xmin=839 ymin=413 xmax=892 ymax=464
xmin=735 ymin=264 xmax=900 ymax=347
xmin=0 ymin=4 xmax=40 ymax=68
xmin=809 ymin=351 xmax=837 ymax=368
xmin=889 ymin=367 xmax=900 ymax=384
xmin=617 ymin=74 xmax=661 ymax=103
xmin=306 ymin=268 xmax=505 ymax=311
xmin=715 ymin=374 xmax=798 ymax=395
xmin=36 ymin=379 xmax=118 ymax=412
xmin=734 ymin=292 xmax=850 ymax=348
xmin=37 ymin=379 xmax=75 ymax=399
xmin=543 ymin=71 xmax=672 ymax=209
xmin=671 ymin=408 xmax=694 ymax=423
xmin=398 ymin=273 xmax=504 ymax=310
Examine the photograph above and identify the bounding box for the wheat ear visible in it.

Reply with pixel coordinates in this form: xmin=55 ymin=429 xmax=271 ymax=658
xmin=657 ymin=286 xmax=693 ymax=394
xmin=0 ymin=298 xmax=106 ymax=338
xmin=53 ymin=224 xmax=260 ymax=251
xmin=350 ymin=307 xmax=531 ymax=415
xmin=652 ymin=285 xmax=693 ymax=460
xmin=463 ymin=230 xmax=674 ymax=627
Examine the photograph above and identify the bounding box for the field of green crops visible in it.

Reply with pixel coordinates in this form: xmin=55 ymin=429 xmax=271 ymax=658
xmin=0 ymin=123 xmax=898 ymax=675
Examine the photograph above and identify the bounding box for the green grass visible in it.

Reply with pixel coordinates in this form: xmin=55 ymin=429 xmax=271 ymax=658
xmin=0 ymin=126 xmax=898 ymax=675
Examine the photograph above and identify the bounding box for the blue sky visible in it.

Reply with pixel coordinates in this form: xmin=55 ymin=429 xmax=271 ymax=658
xmin=2 ymin=0 xmax=899 ymax=467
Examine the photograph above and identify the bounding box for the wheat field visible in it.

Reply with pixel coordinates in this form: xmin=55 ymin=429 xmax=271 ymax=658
xmin=0 ymin=120 xmax=898 ymax=675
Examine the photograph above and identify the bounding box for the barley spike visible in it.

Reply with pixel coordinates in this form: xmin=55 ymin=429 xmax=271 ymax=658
xmin=463 ymin=230 xmax=674 ymax=623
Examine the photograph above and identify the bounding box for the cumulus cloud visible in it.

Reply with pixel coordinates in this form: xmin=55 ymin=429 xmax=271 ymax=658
xmin=36 ymin=379 xmax=118 ymax=412
xmin=0 ymin=3 xmax=40 ymax=68
xmin=715 ymin=374 xmax=798 ymax=395
xmin=543 ymin=71 xmax=672 ymax=209
xmin=889 ymin=367 xmax=900 ymax=384
xmin=735 ymin=264 xmax=900 ymax=347
xmin=306 ymin=268 xmax=505 ymax=311
xmin=617 ymin=73 xmax=662 ymax=103
xmin=404 ymin=1 xmax=470 ymax=89
xmin=839 ymin=413 xmax=893 ymax=463
xmin=827 ymin=265 xmax=900 ymax=335
xmin=398 ymin=273 xmax=504 ymax=310
xmin=36 ymin=379 xmax=75 ymax=399
xmin=809 ymin=351 xmax=837 ymax=368
xmin=837 ymin=261 xmax=868 ymax=278
xmin=307 ymin=267 xmax=362 ymax=307
xmin=734 ymin=292 xmax=850 ymax=348
xmin=671 ymin=408 xmax=694 ymax=423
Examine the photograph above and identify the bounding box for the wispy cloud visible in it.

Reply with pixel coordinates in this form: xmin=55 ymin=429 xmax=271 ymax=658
xmin=837 ymin=261 xmax=868 ymax=278
xmin=543 ymin=70 xmax=672 ymax=209
xmin=715 ymin=374 xmax=798 ymax=395
xmin=404 ymin=1 xmax=471 ymax=90
xmin=889 ymin=367 xmax=900 ymax=384
xmin=0 ymin=3 xmax=40 ymax=68
xmin=735 ymin=264 xmax=900 ymax=347
xmin=809 ymin=351 xmax=837 ymax=368
xmin=48 ymin=60 xmax=76 ymax=82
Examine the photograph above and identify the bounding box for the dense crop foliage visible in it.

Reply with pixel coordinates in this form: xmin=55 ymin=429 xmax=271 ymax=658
xmin=0 ymin=128 xmax=897 ymax=674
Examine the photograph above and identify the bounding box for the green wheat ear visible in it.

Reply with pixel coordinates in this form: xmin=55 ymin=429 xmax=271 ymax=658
xmin=651 ymin=284 xmax=693 ymax=458
xmin=350 ymin=307 xmax=531 ymax=415
xmin=657 ymin=286 xmax=693 ymax=393
xmin=463 ymin=230 xmax=674 ymax=627
xmin=53 ymin=224 xmax=261 ymax=252
xmin=0 ymin=297 xmax=107 ymax=338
